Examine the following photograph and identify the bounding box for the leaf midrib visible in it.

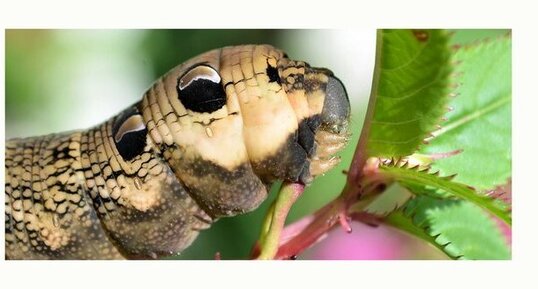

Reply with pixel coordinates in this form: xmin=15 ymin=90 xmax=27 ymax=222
xmin=432 ymin=95 xmax=511 ymax=138
xmin=380 ymin=165 xmax=511 ymax=225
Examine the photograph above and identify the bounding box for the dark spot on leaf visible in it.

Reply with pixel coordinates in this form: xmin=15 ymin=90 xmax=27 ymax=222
xmin=412 ymin=30 xmax=429 ymax=42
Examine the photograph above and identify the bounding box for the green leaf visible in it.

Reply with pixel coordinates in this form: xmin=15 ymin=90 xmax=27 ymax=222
xmin=366 ymin=29 xmax=453 ymax=157
xmin=421 ymin=35 xmax=511 ymax=191
xmin=379 ymin=163 xmax=511 ymax=225
xmin=386 ymin=196 xmax=511 ymax=260
xmin=363 ymin=182 xmax=413 ymax=215
xmin=398 ymin=181 xmax=456 ymax=200
xmin=449 ymin=29 xmax=509 ymax=45
xmin=383 ymin=208 xmax=455 ymax=259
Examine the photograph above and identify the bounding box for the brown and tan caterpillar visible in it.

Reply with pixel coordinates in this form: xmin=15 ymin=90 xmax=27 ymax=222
xmin=5 ymin=44 xmax=350 ymax=259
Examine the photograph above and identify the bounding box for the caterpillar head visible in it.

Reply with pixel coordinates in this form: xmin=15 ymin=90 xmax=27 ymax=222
xmin=136 ymin=44 xmax=350 ymax=217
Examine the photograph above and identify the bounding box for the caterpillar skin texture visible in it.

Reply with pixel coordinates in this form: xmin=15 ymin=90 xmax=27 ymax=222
xmin=5 ymin=44 xmax=351 ymax=259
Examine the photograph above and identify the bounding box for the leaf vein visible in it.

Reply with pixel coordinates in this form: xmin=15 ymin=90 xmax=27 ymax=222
xmin=371 ymin=117 xmax=422 ymax=125
xmin=377 ymin=70 xmax=444 ymax=101
xmin=382 ymin=39 xmax=430 ymax=72
xmin=433 ymin=95 xmax=510 ymax=138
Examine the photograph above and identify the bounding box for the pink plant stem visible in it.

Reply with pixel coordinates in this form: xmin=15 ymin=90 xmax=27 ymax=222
xmin=274 ymin=182 xmax=362 ymax=259
xmin=272 ymin=173 xmax=386 ymax=259
xmin=279 ymin=214 xmax=316 ymax=244
xmin=274 ymin=200 xmax=341 ymax=260
xmin=339 ymin=212 xmax=353 ymax=233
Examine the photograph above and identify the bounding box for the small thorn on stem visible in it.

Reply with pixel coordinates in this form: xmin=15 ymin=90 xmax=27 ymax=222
xmin=342 ymin=169 xmax=348 ymax=175
xmin=214 ymin=252 xmax=221 ymax=260
xmin=339 ymin=212 xmax=352 ymax=233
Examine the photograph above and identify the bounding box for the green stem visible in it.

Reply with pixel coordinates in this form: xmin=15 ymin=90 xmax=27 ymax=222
xmin=256 ymin=182 xmax=304 ymax=260
xmin=257 ymin=202 xmax=276 ymax=247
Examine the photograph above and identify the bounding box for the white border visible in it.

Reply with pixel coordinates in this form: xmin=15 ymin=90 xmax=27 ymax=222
xmin=1 ymin=1 xmax=537 ymax=288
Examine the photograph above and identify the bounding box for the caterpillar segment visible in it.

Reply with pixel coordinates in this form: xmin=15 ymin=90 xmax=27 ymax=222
xmin=5 ymin=44 xmax=351 ymax=259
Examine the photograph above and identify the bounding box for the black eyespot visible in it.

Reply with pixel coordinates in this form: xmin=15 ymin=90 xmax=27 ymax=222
xmin=266 ymin=64 xmax=281 ymax=84
xmin=112 ymin=106 xmax=147 ymax=161
xmin=177 ymin=64 xmax=226 ymax=113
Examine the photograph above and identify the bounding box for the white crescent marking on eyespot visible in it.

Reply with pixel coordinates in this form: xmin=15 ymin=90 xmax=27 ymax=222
xmin=115 ymin=114 xmax=146 ymax=143
xmin=179 ymin=65 xmax=221 ymax=90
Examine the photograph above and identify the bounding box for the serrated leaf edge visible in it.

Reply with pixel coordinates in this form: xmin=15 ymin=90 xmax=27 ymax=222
xmin=379 ymin=162 xmax=511 ymax=225
xmin=383 ymin=207 xmax=460 ymax=260
xmin=368 ymin=29 xmax=457 ymax=158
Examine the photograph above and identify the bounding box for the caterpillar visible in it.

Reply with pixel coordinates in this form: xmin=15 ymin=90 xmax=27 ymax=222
xmin=5 ymin=44 xmax=350 ymax=259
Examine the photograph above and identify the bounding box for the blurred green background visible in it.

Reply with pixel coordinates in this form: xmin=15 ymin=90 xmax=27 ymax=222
xmin=5 ymin=29 xmax=508 ymax=259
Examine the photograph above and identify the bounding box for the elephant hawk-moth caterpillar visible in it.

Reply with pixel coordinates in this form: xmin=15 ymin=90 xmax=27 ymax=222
xmin=5 ymin=44 xmax=351 ymax=259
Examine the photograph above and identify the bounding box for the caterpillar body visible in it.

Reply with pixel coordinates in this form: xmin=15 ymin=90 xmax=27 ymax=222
xmin=5 ymin=44 xmax=350 ymax=259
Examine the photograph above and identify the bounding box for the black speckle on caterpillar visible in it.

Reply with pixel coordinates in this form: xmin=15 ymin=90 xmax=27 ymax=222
xmin=5 ymin=44 xmax=351 ymax=259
